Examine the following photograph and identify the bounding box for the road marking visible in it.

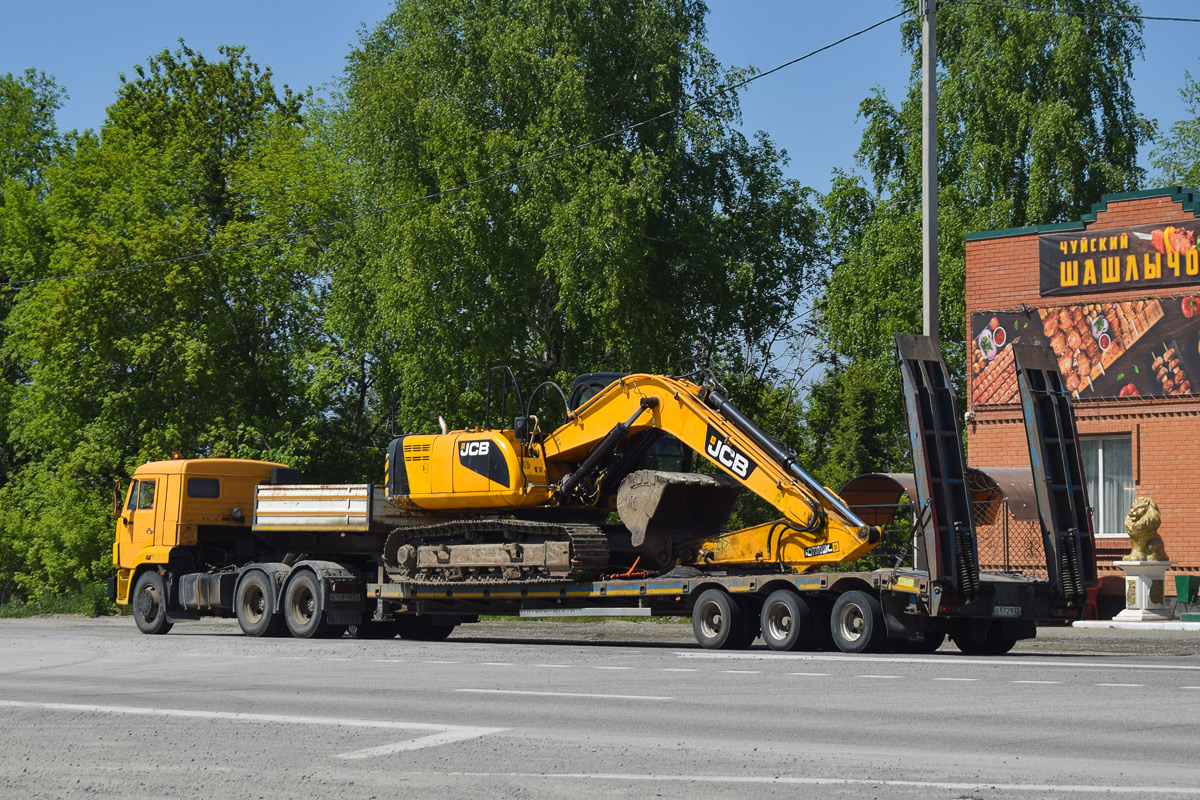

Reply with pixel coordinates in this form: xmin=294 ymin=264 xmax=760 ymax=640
xmin=933 ymin=677 xmax=979 ymax=682
xmin=1011 ymin=680 xmax=1061 ymax=685
xmin=533 ymin=664 xmax=572 ymax=669
xmin=1182 ymin=686 xmax=1200 ymax=690
xmin=857 ymin=674 xmax=902 ymax=679
xmin=787 ymin=672 xmax=831 ymax=677
xmin=425 ymin=660 xmax=459 ymax=664
xmin=657 ymin=668 xmax=696 ymax=672
xmin=393 ymin=770 xmax=1200 ymax=794
xmin=456 ymin=689 xmax=671 ymax=701
xmin=1095 ymin=683 xmax=1144 ymax=688
xmin=720 ymin=670 xmax=761 ymax=674
xmin=593 ymin=666 xmax=633 ymax=670
xmin=372 ymin=659 xmax=407 ymax=663
xmin=0 ymin=699 xmax=505 ymax=757
xmin=481 ymin=662 xmax=514 ymax=666
xmin=676 ymin=651 xmax=1200 ymax=671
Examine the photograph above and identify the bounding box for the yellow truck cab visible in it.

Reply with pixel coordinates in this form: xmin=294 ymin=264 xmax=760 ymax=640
xmin=112 ymin=458 xmax=286 ymax=632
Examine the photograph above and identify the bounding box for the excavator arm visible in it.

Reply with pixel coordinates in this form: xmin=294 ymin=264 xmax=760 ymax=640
xmin=541 ymin=374 xmax=881 ymax=571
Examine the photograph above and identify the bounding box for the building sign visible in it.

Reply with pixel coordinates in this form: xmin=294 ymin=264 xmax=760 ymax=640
xmin=1039 ymin=221 xmax=1200 ymax=296
xmin=971 ymin=297 xmax=1200 ymax=405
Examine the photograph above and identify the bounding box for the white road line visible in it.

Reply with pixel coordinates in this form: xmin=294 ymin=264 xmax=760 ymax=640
xmin=393 ymin=770 xmax=1200 ymax=794
xmin=857 ymin=675 xmax=902 ymax=679
xmin=1184 ymin=686 xmax=1200 ymax=690
xmin=657 ymin=668 xmax=696 ymax=672
xmin=456 ymin=689 xmax=671 ymax=701
xmin=372 ymin=659 xmax=407 ymax=663
xmin=425 ymin=660 xmax=459 ymax=664
xmin=0 ymin=699 xmax=506 ymax=756
xmin=593 ymin=666 xmax=633 ymax=670
xmin=1095 ymin=683 xmax=1144 ymax=688
xmin=676 ymin=651 xmax=1200 ymax=671
xmin=933 ymin=677 xmax=979 ymax=682
xmin=787 ymin=672 xmax=831 ymax=677
xmin=533 ymin=664 xmax=572 ymax=668
xmin=1011 ymin=680 xmax=1061 ymax=685
xmin=481 ymin=662 xmax=514 ymax=666
xmin=336 ymin=728 xmax=502 ymax=760
xmin=720 ymin=670 xmax=761 ymax=674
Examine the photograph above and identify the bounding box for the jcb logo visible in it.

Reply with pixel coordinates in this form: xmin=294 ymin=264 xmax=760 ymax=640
xmin=704 ymin=426 xmax=756 ymax=480
xmin=459 ymin=441 xmax=491 ymax=457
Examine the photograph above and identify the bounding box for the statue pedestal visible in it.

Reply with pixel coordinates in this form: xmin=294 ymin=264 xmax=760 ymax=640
xmin=1111 ymin=561 xmax=1175 ymax=622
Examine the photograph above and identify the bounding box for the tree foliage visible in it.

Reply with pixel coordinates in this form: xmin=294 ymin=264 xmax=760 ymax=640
xmin=332 ymin=0 xmax=821 ymax=437
xmin=804 ymin=0 xmax=1154 ymax=484
xmin=1151 ymin=64 xmax=1200 ymax=188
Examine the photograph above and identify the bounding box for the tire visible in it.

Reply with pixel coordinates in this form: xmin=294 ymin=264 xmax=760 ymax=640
xmin=283 ymin=571 xmax=329 ymax=639
xmin=830 ymin=590 xmax=886 ymax=654
xmin=894 ymin=629 xmax=946 ymax=654
xmin=728 ymin=597 xmax=761 ymax=650
xmin=350 ymin=621 xmax=401 ymax=640
xmin=952 ymin=626 xmax=1017 ymax=656
xmin=760 ymin=590 xmax=812 ymax=651
xmin=396 ymin=616 xmax=455 ymax=641
xmin=131 ymin=571 xmax=173 ymax=635
xmin=235 ymin=571 xmax=286 ymax=637
xmin=691 ymin=588 xmax=745 ymax=650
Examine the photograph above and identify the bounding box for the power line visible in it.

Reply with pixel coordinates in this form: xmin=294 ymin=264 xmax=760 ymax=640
xmin=945 ymin=0 xmax=1200 ymax=24
xmin=1 ymin=8 xmax=911 ymax=290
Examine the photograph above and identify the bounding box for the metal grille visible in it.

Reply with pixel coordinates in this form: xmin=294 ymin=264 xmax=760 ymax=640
xmin=972 ymin=499 xmax=1048 ymax=579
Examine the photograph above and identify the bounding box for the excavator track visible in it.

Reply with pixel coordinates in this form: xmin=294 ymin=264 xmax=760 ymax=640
xmin=382 ymin=520 xmax=609 ymax=585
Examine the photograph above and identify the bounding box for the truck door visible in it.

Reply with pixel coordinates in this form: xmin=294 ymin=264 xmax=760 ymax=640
xmin=123 ymin=477 xmax=164 ymax=560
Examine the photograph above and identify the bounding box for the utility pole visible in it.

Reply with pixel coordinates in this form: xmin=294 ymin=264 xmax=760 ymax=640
xmin=921 ymin=0 xmax=939 ymax=342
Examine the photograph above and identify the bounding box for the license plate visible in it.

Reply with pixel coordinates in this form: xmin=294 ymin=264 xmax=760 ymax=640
xmin=993 ymin=605 xmax=1022 ymax=617
xmin=329 ymin=593 xmax=360 ymax=602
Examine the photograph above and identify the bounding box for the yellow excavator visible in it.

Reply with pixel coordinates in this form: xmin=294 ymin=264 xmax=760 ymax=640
xmin=382 ymin=368 xmax=881 ymax=583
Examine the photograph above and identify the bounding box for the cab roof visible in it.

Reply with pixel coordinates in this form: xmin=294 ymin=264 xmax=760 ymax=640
xmin=132 ymin=458 xmax=288 ymax=477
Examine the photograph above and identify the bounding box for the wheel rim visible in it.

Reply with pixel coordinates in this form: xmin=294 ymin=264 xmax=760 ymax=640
xmin=290 ymin=585 xmax=315 ymax=625
xmin=837 ymin=602 xmax=865 ymax=643
xmin=241 ymin=585 xmax=265 ymax=625
xmin=698 ymin=601 xmax=724 ymax=639
xmin=764 ymin=603 xmax=792 ymax=642
xmin=136 ymin=583 xmax=162 ymax=623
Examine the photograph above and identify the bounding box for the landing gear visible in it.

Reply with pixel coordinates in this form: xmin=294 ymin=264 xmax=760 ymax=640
xmin=132 ymin=571 xmax=173 ymax=635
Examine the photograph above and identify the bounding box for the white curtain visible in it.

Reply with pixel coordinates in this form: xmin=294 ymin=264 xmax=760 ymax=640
xmin=1080 ymin=437 xmax=1134 ymax=534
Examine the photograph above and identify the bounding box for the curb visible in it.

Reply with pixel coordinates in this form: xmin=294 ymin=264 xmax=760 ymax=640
xmin=1072 ymin=620 xmax=1200 ymax=632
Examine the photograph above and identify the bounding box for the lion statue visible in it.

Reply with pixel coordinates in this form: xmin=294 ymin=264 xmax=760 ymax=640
xmin=1123 ymin=497 xmax=1168 ymax=562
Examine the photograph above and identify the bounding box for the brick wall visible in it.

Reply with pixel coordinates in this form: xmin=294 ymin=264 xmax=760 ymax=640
xmin=964 ymin=189 xmax=1200 ymax=594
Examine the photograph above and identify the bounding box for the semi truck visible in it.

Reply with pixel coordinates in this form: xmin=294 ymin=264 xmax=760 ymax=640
xmin=108 ymin=335 xmax=1097 ymax=654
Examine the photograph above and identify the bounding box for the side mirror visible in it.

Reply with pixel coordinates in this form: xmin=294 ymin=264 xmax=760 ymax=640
xmin=112 ymin=478 xmax=123 ymax=520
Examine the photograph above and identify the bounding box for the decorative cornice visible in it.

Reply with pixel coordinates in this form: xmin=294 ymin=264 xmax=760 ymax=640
xmin=965 ymin=186 xmax=1200 ymax=242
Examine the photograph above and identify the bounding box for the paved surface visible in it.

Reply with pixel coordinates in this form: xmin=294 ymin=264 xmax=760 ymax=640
xmin=1 ymin=616 xmax=1199 ymax=799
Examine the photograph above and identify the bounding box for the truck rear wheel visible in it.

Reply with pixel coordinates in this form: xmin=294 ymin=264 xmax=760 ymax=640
xmin=760 ymin=590 xmax=811 ymax=651
xmin=235 ymin=571 xmax=285 ymax=638
xmin=283 ymin=571 xmax=330 ymax=639
xmin=396 ymin=616 xmax=455 ymax=641
xmin=691 ymin=588 xmax=745 ymax=650
xmin=132 ymin=571 xmax=173 ymax=635
xmin=952 ymin=624 xmax=1017 ymax=656
xmin=830 ymin=590 xmax=885 ymax=654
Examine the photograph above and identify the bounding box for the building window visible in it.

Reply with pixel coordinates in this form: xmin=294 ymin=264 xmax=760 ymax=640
xmin=1080 ymin=436 xmax=1134 ymax=537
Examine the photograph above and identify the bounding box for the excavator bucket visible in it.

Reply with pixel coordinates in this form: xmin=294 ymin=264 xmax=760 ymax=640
xmin=616 ymin=470 xmax=743 ymax=554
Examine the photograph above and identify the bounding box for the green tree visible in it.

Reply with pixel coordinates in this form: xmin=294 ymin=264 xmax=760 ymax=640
xmin=0 ymin=43 xmax=344 ymax=600
xmin=806 ymin=0 xmax=1153 ymax=478
xmin=331 ymin=0 xmax=824 ymax=441
xmin=1151 ymin=64 xmax=1200 ymax=188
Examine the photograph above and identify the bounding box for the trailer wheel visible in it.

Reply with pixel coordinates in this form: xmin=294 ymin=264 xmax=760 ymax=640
xmin=283 ymin=571 xmax=330 ymax=639
xmin=952 ymin=627 xmax=1017 ymax=656
xmin=830 ymin=590 xmax=885 ymax=653
xmin=396 ymin=616 xmax=455 ymax=641
xmin=132 ymin=571 xmax=173 ymax=635
xmin=760 ymin=590 xmax=811 ymax=651
xmin=235 ymin=571 xmax=285 ymax=638
xmin=350 ymin=621 xmax=400 ymax=639
xmin=691 ymin=588 xmax=745 ymax=650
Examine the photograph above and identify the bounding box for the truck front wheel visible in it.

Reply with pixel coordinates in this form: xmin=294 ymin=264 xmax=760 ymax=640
xmin=236 ymin=571 xmax=286 ymax=637
xmin=283 ymin=571 xmax=330 ymax=639
xmin=132 ymin=571 xmax=173 ymax=635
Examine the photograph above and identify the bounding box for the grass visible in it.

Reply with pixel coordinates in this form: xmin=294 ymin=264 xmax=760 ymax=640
xmin=0 ymin=584 xmax=119 ymax=618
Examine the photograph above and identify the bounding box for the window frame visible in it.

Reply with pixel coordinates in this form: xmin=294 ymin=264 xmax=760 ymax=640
xmin=1080 ymin=435 xmax=1134 ymax=539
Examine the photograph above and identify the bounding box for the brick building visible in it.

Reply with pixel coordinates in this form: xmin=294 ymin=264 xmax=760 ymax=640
xmin=964 ymin=187 xmax=1200 ymax=610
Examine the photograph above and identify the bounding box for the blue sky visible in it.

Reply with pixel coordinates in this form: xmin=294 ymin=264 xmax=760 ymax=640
xmin=1 ymin=1 xmax=1197 ymax=195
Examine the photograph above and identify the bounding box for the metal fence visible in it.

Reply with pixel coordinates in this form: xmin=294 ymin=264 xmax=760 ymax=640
xmin=972 ymin=498 xmax=1047 ymax=579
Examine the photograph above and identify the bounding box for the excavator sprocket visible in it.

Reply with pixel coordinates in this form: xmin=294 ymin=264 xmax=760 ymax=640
xmin=383 ymin=519 xmax=609 ymax=584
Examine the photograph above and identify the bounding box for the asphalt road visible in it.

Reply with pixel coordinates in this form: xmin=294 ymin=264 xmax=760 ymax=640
xmin=2 ymin=616 xmax=1199 ymax=800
